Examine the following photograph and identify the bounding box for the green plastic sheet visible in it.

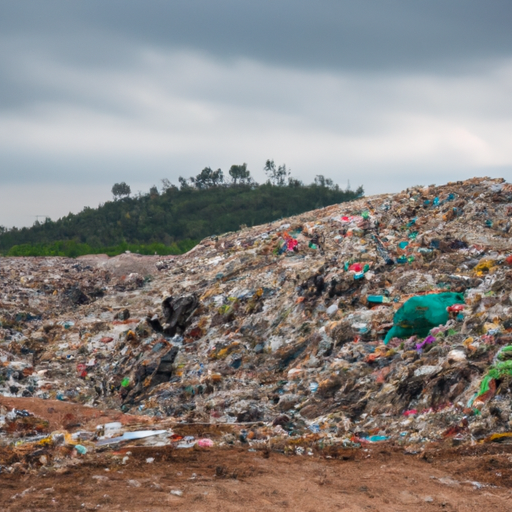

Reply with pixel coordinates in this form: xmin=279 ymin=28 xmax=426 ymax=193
xmin=384 ymin=292 xmax=464 ymax=344
xmin=477 ymin=356 xmax=512 ymax=397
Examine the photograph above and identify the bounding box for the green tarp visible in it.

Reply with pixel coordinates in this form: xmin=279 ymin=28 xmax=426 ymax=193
xmin=384 ymin=292 xmax=464 ymax=344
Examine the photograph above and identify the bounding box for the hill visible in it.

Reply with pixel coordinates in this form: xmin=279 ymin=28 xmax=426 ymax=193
xmin=0 ymin=172 xmax=362 ymax=257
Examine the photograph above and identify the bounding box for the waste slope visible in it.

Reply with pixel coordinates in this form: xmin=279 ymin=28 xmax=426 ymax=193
xmin=1 ymin=176 xmax=512 ymax=461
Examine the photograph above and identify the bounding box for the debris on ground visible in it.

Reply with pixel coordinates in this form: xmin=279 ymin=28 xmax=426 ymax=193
xmin=1 ymin=177 xmax=512 ymax=475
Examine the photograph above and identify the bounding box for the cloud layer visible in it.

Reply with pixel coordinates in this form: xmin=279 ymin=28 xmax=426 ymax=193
xmin=0 ymin=1 xmax=511 ymax=227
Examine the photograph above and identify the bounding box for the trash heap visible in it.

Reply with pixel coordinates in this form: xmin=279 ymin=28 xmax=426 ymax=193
xmin=1 ymin=176 xmax=512 ymax=457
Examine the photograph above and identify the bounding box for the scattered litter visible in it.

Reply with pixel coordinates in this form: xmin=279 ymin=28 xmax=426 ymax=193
xmin=1 ymin=177 xmax=512 ymax=472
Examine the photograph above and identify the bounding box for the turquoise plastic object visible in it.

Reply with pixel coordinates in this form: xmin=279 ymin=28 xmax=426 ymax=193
xmin=367 ymin=435 xmax=388 ymax=442
xmin=367 ymin=295 xmax=390 ymax=304
xmin=384 ymin=292 xmax=464 ymax=344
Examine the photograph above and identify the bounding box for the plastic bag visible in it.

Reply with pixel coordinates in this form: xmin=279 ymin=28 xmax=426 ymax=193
xmin=384 ymin=292 xmax=464 ymax=344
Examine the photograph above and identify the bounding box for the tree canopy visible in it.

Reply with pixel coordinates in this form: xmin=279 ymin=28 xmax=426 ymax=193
xmin=229 ymin=163 xmax=251 ymax=184
xmin=111 ymin=182 xmax=131 ymax=199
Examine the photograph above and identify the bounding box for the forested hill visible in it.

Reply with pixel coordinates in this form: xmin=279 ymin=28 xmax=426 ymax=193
xmin=0 ymin=167 xmax=363 ymax=257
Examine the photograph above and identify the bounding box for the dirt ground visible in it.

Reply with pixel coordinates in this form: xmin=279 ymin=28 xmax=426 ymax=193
xmin=0 ymin=396 xmax=153 ymax=432
xmin=77 ymin=252 xmax=175 ymax=277
xmin=2 ymin=397 xmax=512 ymax=511
xmin=3 ymin=442 xmax=512 ymax=511
xmin=3 ymin=446 xmax=512 ymax=512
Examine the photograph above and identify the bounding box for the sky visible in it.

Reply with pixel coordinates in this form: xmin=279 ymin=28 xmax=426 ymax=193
xmin=1 ymin=1 xmax=511 ymax=228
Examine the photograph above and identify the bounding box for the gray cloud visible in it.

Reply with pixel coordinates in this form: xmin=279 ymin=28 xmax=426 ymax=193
xmin=2 ymin=1 xmax=512 ymax=73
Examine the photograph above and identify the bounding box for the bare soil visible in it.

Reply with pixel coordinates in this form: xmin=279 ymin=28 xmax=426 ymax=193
xmin=2 ymin=398 xmax=512 ymax=512
xmin=77 ymin=252 xmax=175 ymax=277
xmin=0 ymin=396 xmax=152 ymax=432
xmin=3 ymin=446 xmax=512 ymax=511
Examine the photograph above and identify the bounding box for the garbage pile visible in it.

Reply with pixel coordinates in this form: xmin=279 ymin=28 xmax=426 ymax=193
xmin=1 ymin=177 xmax=512 ymax=460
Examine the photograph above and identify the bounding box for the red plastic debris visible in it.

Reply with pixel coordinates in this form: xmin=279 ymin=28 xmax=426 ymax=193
xmin=76 ymin=363 xmax=87 ymax=378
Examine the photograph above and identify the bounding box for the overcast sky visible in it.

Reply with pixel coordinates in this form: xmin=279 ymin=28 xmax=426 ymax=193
xmin=1 ymin=1 xmax=511 ymax=227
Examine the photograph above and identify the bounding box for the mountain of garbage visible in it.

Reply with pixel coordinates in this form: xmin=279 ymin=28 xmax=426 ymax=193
xmin=1 ymin=176 xmax=512 ymax=465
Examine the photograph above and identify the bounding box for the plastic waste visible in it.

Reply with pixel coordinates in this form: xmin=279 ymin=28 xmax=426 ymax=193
xmin=75 ymin=444 xmax=87 ymax=454
xmin=366 ymin=435 xmax=388 ymax=442
xmin=102 ymin=422 xmax=122 ymax=438
xmin=384 ymin=292 xmax=465 ymax=344
xmin=326 ymin=304 xmax=338 ymax=316
xmin=367 ymin=295 xmax=391 ymax=304
xmin=96 ymin=430 xmax=168 ymax=446
xmin=197 ymin=438 xmax=214 ymax=447
xmin=416 ymin=334 xmax=436 ymax=351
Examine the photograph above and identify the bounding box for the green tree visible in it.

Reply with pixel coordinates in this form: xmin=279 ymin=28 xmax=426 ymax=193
xmin=314 ymin=175 xmax=334 ymax=188
xmin=264 ymin=159 xmax=290 ymax=186
xmin=178 ymin=176 xmax=191 ymax=190
xmin=160 ymin=178 xmax=173 ymax=192
xmin=229 ymin=163 xmax=251 ymax=184
xmin=191 ymin=167 xmax=224 ymax=189
xmin=111 ymin=182 xmax=131 ymax=200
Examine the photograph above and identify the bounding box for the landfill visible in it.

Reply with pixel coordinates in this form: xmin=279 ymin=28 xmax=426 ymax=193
xmin=1 ymin=176 xmax=512 ymax=473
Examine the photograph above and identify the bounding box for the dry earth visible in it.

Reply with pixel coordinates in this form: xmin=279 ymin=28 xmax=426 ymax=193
xmin=1 ymin=398 xmax=512 ymax=512
xmin=2 ymin=444 xmax=512 ymax=512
